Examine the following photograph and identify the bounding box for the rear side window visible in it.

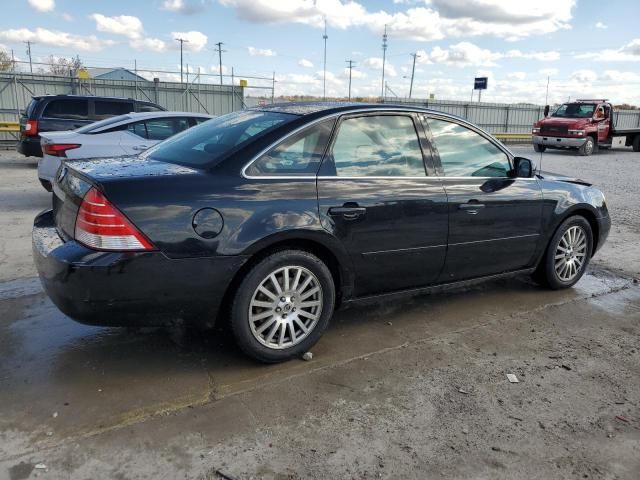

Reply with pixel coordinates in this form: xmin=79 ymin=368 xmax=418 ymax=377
xmin=246 ymin=119 xmax=334 ymax=176
xmin=145 ymin=118 xmax=177 ymax=141
xmin=43 ymin=99 xmax=89 ymax=120
xmin=127 ymin=121 xmax=147 ymax=139
xmin=95 ymin=101 xmax=134 ymax=118
xmin=329 ymin=115 xmax=425 ymax=177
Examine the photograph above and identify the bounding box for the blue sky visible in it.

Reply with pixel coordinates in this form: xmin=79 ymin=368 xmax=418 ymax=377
xmin=2 ymin=0 xmax=639 ymax=104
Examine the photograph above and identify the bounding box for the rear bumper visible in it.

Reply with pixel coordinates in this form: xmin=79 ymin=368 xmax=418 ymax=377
xmin=32 ymin=209 xmax=247 ymax=327
xmin=17 ymin=136 xmax=42 ymax=157
xmin=533 ymin=135 xmax=587 ymax=148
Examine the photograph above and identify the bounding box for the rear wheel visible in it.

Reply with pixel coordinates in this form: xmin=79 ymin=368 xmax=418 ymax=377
xmin=533 ymin=144 xmax=546 ymax=153
xmin=534 ymin=216 xmax=593 ymax=289
xmin=230 ymin=250 xmax=335 ymax=363
xmin=578 ymin=136 xmax=595 ymax=156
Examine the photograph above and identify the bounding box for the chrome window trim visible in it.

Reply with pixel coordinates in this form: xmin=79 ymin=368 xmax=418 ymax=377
xmin=241 ymin=106 xmax=520 ymax=180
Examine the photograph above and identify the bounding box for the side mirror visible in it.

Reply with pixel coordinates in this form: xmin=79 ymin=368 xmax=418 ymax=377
xmin=543 ymin=105 xmax=550 ymax=117
xmin=513 ymin=157 xmax=533 ymax=178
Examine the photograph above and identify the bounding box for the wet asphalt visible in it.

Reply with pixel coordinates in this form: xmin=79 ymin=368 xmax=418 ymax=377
xmin=0 ymin=147 xmax=639 ymax=479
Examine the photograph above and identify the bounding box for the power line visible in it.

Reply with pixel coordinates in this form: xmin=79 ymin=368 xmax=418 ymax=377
xmin=214 ymin=42 xmax=227 ymax=85
xmin=409 ymin=52 xmax=420 ymax=99
xmin=175 ymin=37 xmax=189 ymax=83
xmin=345 ymin=59 xmax=356 ymax=101
xmin=381 ymin=25 xmax=388 ymax=99
xmin=322 ymin=18 xmax=328 ymax=100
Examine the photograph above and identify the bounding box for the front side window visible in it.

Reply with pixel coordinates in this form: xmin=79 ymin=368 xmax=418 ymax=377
xmin=426 ymin=118 xmax=510 ymax=177
xmin=142 ymin=110 xmax=295 ymax=167
xmin=94 ymin=101 xmax=134 ymax=118
xmin=329 ymin=115 xmax=425 ymax=177
xmin=246 ymin=119 xmax=334 ymax=176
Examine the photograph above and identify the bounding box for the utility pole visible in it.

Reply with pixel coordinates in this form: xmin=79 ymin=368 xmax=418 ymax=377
xmin=175 ymin=37 xmax=188 ymax=83
xmin=409 ymin=52 xmax=419 ymax=99
xmin=214 ymin=42 xmax=226 ymax=85
xmin=24 ymin=41 xmax=33 ymax=73
xmin=322 ymin=17 xmax=328 ymax=101
xmin=345 ymin=59 xmax=355 ymax=101
xmin=380 ymin=25 xmax=387 ymax=99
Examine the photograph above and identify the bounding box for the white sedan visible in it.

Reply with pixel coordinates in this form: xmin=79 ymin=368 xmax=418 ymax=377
xmin=38 ymin=111 xmax=213 ymax=190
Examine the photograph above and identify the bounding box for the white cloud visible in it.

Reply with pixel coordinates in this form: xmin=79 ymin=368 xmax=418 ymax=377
xmin=595 ymin=21 xmax=607 ymax=29
xmin=570 ymin=69 xmax=598 ymax=83
xmin=61 ymin=13 xmax=73 ymax=22
xmin=130 ymin=37 xmax=167 ymax=52
xmin=247 ymin=46 xmax=276 ymax=57
xmin=507 ymin=72 xmax=527 ymax=80
xmin=163 ymin=0 xmax=208 ymax=14
xmin=28 ymin=0 xmax=54 ymax=12
xmin=575 ymin=38 xmax=640 ymax=62
xmin=539 ymin=68 xmax=559 ymax=77
xmin=298 ymin=58 xmax=314 ymax=68
xmin=219 ymin=0 xmax=575 ymax=40
xmin=506 ymin=49 xmax=560 ymax=61
xmin=170 ymin=31 xmax=208 ymax=51
xmin=0 ymin=27 xmax=114 ymax=51
xmin=601 ymin=70 xmax=640 ymax=82
xmin=363 ymin=57 xmax=397 ymax=77
xmin=91 ymin=14 xmax=143 ymax=40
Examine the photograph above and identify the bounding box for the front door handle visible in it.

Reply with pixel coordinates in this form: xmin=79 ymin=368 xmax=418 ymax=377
xmin=459 ymin=201 xmax=485 ymax=214
xmin=328 ymin=204 xmax=367 ymax=220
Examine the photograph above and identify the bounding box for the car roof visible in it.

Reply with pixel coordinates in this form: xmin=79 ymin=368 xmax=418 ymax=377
xmin=250 ymin=101 xmax=455 ymax=118
xmin=121 ymin=111 xmax=213 ymax=120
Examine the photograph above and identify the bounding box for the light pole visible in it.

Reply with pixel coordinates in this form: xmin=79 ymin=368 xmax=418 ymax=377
xmin=323 ymin=18 xmax=328 ymax=100
xmin=24 ymin=41 xmax=33 ymax=73
xmin=380 ymin=25 xmax=387 ymax=99
xmin=409 ymin=52 xmax=419 ymax=99
xmin=345 ymin=59 xmax=355 ymax=101
xmin=175 ymin=37 xmax=189 ymax=83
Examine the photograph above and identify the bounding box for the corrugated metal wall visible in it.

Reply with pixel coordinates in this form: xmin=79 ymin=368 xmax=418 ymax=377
xmin=385 ymin=97 xmax=640 ymax=134
xmin=0 ymin=72 xmax=244 ymax=144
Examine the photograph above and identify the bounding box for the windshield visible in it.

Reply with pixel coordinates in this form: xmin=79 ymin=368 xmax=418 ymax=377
xmin=141 ymin=110 xmax=295 ymax=167
xmin=552 ymin=103 xmax=596 ymax=118
xmin=75 ymin=114 xmax=132 ymax=133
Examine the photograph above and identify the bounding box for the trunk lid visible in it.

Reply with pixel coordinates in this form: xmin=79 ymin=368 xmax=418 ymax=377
xmin=52 ymin=156 xmax=200 ymax=241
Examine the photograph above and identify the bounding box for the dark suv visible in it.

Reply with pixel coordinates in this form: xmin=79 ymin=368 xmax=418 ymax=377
xmin=17 ymin=95 xmax=165 ymax=157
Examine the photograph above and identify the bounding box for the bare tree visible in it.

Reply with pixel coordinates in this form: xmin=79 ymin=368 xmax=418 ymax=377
xmin=44 ymin=54 xmax=83 ymax=75
xmin=0 ymin=49 xmax=13 ymax=72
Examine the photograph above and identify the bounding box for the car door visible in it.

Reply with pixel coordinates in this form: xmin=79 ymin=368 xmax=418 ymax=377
xmin=423 ymin=115 xmax=544 ymax=282
xmin=317 ymin=112 xmax=448 ymax=297
xmin=119 ymin=120 xmax=152 ymax=155
xmin=597 ymin=104 xmax=611 ymax=142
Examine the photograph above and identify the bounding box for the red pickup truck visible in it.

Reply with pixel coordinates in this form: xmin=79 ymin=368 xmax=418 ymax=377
xmin=532 ymin=99 xmax=640 ymax=156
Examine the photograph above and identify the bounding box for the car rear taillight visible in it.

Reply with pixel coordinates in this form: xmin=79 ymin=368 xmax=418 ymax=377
xmin=24 ymin=119 xmax=38 ymax=136
xmin=42 ymin=143 xmax=81 ymax=157
xmin=75 ymin=187 xmax=155 ymax=251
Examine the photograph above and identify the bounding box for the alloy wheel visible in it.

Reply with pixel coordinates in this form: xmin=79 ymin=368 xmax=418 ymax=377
xmin=554 ymin=225 xmax=587 ymax=282
xmin=248 ymin=266 xmax=323 ymax=350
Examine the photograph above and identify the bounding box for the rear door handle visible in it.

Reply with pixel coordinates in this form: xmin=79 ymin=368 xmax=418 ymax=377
xmin=132 ymin=145 xmax=150 ymax=151
xmin=328 ymin=205 xmax=367 ymax=220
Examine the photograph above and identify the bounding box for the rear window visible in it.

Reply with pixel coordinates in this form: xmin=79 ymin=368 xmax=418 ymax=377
xmin=95 ymin=100 xmax=134 ymax=118
xmin=75 ymin=114 xmax=132 ymax=134
xmin=142 ymin=110 xmax=295 ymax=167
xmin=25 ymin=99 xmax=38 ymax=118
xmin=43 ymin=99 xmax=89 ymax=120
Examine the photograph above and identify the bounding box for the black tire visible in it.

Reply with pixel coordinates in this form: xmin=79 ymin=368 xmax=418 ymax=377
xmin=534 ymin=216 xmax=593 ymax=290
xmin=632 ymin=134 xmax=640 ymax=152
xmin=533 ymin=144 xmax=546 ymax=153
xmin=230 ymin=250 xmax=335 ymax=363
xmin=578 ymin=136 xmax=595 ymax=156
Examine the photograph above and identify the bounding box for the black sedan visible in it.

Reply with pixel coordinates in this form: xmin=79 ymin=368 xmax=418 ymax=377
xmin=33 ymin=103 xmax=610 ymax=362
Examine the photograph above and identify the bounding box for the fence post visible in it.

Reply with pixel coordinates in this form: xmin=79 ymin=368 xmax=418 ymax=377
xmin=504 ymin=106 xmax=510 ymax=133
xmin=153 ymin=77 xmax=159 ymax=105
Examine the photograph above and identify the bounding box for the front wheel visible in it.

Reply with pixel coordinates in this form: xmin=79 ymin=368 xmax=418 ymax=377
xmin=534 ymin=216 xmax=593 ymax=289
xmin=230 ymin=250 xmax=335 ymax=363
xmin=533 ymin=144 xmax=546 ymax=153
xmin=578 ymin=136 xmax=595 ymax=156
